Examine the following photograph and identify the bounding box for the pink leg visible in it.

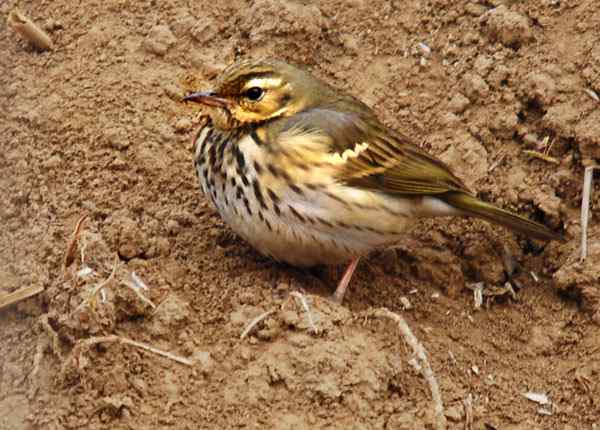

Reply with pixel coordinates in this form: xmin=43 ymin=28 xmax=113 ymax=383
xmin=332 ymin=257 xmax=361 ymax=304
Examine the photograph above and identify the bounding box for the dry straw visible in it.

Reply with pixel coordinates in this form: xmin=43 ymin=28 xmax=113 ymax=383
xmin=8 ymin=9 xmax=54 ymax=51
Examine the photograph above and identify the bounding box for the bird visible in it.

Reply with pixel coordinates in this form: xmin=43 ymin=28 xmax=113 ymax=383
xmin=183 ymin=58 xmax=562 ymax=303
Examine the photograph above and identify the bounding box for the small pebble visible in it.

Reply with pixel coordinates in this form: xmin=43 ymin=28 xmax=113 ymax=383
xmin=44 ymin=154 xmax=62 ymax=169
xmin=281 ymin=310 xmax=300 ymax=326
xmin=163 ymin=82 xmax=184 ymax=101
xmin=174 ymin=117 xmax=192 ymax=132
xmin=444 ymin=405 xmax=464 ymax=422
xmin=104 ymin=126 xmax=130 ymax=150
xmin=448 ymin=93 xmax=471 ymax=114
xmin=462 ymin=73 xmax=490 ymax=100
xmin=118 ymin=217 xmax=148 ymax=259
xmin=192 ymin=351 xmax=214 ymax=375
xmin=400 ymin=296 xmax=412 ymax=310
xmin=143 ymin=25 xmax=176 ymax=56
xmin=481 ymin=5 xmax=533 ymax=47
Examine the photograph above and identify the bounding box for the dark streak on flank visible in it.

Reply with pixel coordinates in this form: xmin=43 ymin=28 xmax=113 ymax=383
xmin=253 ymin=161 xmax=263 ymax=175
xmin=264 ymin=218 xmax=273 ymax=231
xmin=288 ymin=205 xmax=305 ymax=222
xmin=292 ymin=160 xmax=309 ymax=171
xmin=324 ymin=191 xmax=350 ymax=207
xmin=316 ymin=217 xmax=333 ymax=228
xmin=242 ymin=197 xmax=252 ymax=215
xmin=217 ymin=137 xmax=227 ymax=162
xmin=291 ymin=229 xmax=299 ymax=241
xmin=304 ymin=215 xmax=315 ymax=225
xmin=267 ymin=189 xmax=280 ymax=204
xmin=289 ymin=184 xmax=303 ymax=195
xmin=353 ymin=202 xmax=371 ymax=210
xmin=197 ymin=128 xmax=211 ymax=161
xmin=252 ymin=179 xmax=267 ymax=209
xmin=267 ymin=163 xmax=280 ymax=178
xmin=240 ymin=174 xmax=250 ymax=187
xmin=379 ymin=205 xmax=403 ymax=217
xmin=250 ymin=129 xmax=264 ymax=146
xmin=267 ymin=161 xmax=292 ymax=181
xmin=208 ymin=143 xmax=217 ymax=169
xmin=233 ymin=145 xmax=246 ymax=172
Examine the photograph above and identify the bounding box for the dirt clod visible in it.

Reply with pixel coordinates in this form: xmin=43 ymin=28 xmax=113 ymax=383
xmin=143 ymin=24 xmax=177 ymax=56
xmin=481 ymin=5 xmax=534 ymax=47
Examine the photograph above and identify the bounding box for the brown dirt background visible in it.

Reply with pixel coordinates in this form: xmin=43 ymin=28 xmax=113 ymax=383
xmin=2 ymin=0 xmax=600 ymax=429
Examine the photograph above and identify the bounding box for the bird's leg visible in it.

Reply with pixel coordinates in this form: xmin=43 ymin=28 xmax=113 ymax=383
xmin=332 ymin=257 xmax=361 ymax=304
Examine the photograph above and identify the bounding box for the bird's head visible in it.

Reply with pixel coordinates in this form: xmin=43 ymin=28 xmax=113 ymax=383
xmin=184 ymin=58 xmax=332 ymax=129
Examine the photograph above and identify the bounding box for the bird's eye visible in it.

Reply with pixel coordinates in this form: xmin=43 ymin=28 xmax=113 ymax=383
xmin=245 ymin=87 xmax=264 ymax=101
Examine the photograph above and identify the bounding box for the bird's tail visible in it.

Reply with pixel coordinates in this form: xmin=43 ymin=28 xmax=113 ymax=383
xmin=441 ymin=192 xmax=563 ymax=242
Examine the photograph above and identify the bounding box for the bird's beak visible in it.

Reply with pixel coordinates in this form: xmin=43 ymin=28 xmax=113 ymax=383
xmin=183 ymin=91 xmax=231 ymax=108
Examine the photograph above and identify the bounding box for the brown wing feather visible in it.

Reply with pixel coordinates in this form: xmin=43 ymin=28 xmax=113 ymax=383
xmin=277 ymin=108 xmax=470 ymax=196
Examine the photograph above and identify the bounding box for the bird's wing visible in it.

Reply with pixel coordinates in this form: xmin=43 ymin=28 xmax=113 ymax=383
xmin=276 ymin=108 xmax=470 ymax=195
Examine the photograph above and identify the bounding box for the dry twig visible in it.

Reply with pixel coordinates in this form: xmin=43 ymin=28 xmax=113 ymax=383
xmin=73 ymin=335 xmax=193 ymax=366
xmin=63 ymin=214 xmax=88 ymax=274
xmin=121 ymin=272 xmax=156 ymax=308
xmin=580 ymin=165 xmax=597 ymax=262
xmin=0 ymin=285 xmax=44 ymax=310
xmin=83 ymin=255 xmax=119 ymax=309
xmin=473 ymin=283 xmax=484 ymax=310
xmin=522 ymin=150 xmax=559 ymax=165
xmin=39 ymin=314 xmax=63 ymax=358
xmin=374 ymin=307 xmax=446 ymax=430
xmin=8 ymin=9 xmax=54 ymax=51
xmin=240 ymin=309 xmax=276 ymax=339
xmin=584 ymin=88 xmax=600 ymax=103
xmin=122 ymin=282 xmax=156 ymax=309
xmin=463 ymin=393 xmax=473 ymax=430
xmin=487 ymin=151 xmax=507 ymax=173
xmin=289 ymin=291 xmax=319 ymax=334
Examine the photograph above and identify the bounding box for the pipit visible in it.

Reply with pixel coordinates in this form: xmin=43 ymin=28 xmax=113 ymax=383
xmin=184 ymin=58 xmax=561 ymax=303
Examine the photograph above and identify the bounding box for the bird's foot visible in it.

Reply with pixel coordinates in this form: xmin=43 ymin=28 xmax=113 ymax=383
xmin=331 ymin=257 xmax=361 ymax=304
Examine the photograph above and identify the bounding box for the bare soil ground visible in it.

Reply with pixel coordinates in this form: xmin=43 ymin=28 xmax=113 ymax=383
xmin=2 ymin=0 xmax=600 ymax=429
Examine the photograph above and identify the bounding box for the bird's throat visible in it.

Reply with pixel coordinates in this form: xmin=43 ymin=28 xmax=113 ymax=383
xmin=209 ymin=106 xmax=240 ymax=131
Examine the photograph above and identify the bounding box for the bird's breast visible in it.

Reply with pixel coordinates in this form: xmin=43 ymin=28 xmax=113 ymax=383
xmin=193 ymin=124 xmax=417 ymax=266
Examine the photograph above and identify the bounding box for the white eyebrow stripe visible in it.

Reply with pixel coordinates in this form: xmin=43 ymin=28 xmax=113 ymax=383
xmin=245 ymin=77 xmax=282 ymax=88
